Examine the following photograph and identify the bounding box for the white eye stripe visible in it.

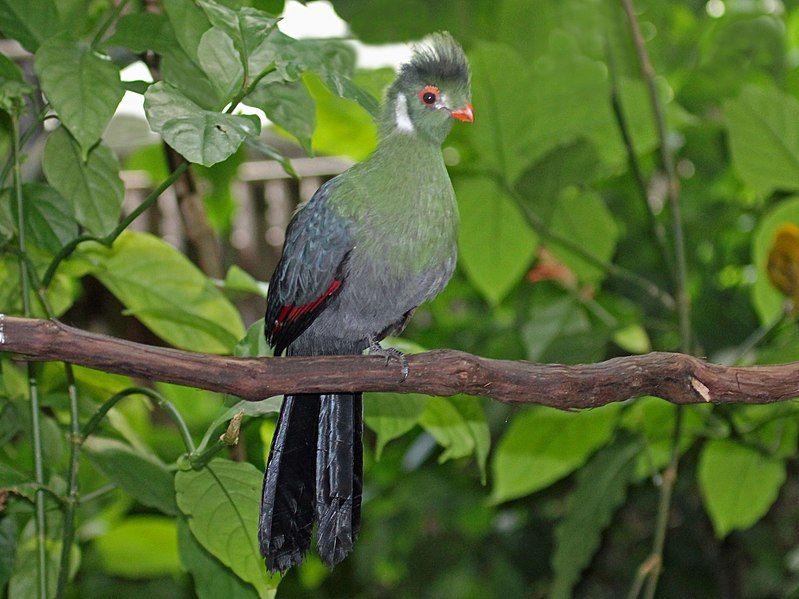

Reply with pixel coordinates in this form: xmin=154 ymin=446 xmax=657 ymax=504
xmin=395 ymin=93 xmax=414 ymax=132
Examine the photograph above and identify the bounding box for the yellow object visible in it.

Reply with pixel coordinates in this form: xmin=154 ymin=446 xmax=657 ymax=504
xmin=767 ymin=223 xmax=799 ymax=311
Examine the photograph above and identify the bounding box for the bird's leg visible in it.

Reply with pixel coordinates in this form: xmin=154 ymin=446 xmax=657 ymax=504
xmin=367 ymin=337 xmax=409 ymax=382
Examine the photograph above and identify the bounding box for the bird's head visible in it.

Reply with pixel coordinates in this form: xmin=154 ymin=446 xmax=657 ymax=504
xmin=383 ymin=32 xmax=473 ymax=144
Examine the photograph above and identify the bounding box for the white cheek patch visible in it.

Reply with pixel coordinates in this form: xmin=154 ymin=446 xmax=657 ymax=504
xmin=395 ymin=93 xmax=415 ymax=132
xmin=437 ymin=92 xmax=449 ymax=110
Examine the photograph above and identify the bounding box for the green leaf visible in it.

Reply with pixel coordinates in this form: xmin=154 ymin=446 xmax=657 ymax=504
xmin=304 ymin=71 xmax=376 ymax=160
xmin=246 ymin=80 xmax=315 ymax=154
xmin=454 ymin=176 xmax=538 ymax=304
xmin=491 ymin=404 xmax=619 ymax=503
xmin=0 ymin=0 xmax=59 ymax=52
xmin=751 ymin=195 xmax=799 ymax=324
xmin=163 ymin=0 xmax=210 ymax=64
xmin=178 ymin=518 xmax=260 ymax=599
xmin=197 ymin=0 xmax=279 ymax=70
xmin=83 ymin=436 xmax=178 ymax=515
xmin=144 ymin=82 xmax=260 ymax=167
xmin=0 ymin=53 xmax=23 ymax=83
xmin=698 ymin=439 xmax=786 ymax=537
xmin=35 ymin=37 xmax=124 ymax=155
xmin=95 ymin=516 xmax=181 ymax=578
xmin=80 ymin=231 xmax=245 ymax=353
xmin=364 ymin=392 xmax=429 ymax=458
xmin=222 ymin=265 xmax=269 ymax=298
xmin=418 ymin=396 xmax=489 ymax=481
xmin=550 ymin=441 xmax=639 ymax=599
xmin=548 ymin=189 xmax=619 ymax=283
xmin=175 ymin=459 xmax=278 ymax=596
xmin=467 ymin=42 xmax=537 ymax=184
xmin=42 ymin=127 xmax=124 ymax=237
xmin=198 ymin=27 xmax=245 ymax=104
xmin=725 ymin=85 xmax=799 ymax=196
xmin=18 ymin=183 xmax=78 ymax=253
xmin=0 ymin=517 xmax=17 ymax=589
xmin=107 ymin=12 xmax=176 ymax=55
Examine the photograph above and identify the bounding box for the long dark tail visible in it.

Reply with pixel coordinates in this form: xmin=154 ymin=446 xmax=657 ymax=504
xmin=259 ymin=393 xmax=362 ymax=572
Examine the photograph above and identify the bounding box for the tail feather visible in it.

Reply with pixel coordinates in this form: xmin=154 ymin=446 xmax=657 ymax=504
xmin=259 ymin=394 xmax=320 ymax=572
xmin=315 ymin=393 xmax=362 ymax=567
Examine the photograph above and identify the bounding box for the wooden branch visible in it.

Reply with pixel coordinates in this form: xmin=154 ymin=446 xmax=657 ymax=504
xmin=2 ymin=316 xmax=799 ymax=408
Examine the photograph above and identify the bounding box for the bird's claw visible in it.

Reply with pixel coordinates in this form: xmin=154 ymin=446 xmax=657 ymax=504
xmin=368 ymin=341 xmax=409 ymax=382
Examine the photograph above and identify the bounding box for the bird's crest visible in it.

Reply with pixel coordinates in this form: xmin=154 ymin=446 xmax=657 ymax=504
xmin=400 ymin=32 xmax=470 ymax=86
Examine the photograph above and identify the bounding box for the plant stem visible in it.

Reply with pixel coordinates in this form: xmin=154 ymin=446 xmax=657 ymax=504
xmin=12 ymin=114 xmax=48 ymax=599
xmin=91 ymin=0 xmax=132 ymax=48
xmin=41 ymin=161 xmax=189 ymax=288
xmin=728 ymin=304 xmax=792 ymax=366
xmin=0 ymin=105 xmax=50 ymax=188
xmin=226 ymin=63 xmax=277 ymax=113
xmin=55 ymin=364 xmax=80 ymax=599
xmin=606 ymin=40 xmax=675 ymax=281
xmin=78 ymin=483 xmax=117 ymax=505
xmin=82 ymin=387 xmax=195 ymax=452
xmin=620 ymin=1 xmax=693 ymax=596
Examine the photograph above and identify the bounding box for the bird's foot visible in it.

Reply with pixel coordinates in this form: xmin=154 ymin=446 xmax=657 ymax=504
xmin=368 ymin=339 xmax=409 ymax=382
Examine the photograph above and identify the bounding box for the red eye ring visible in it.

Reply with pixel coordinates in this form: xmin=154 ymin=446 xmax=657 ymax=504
xmin=419 ymin=85 xmax=439 ymax=106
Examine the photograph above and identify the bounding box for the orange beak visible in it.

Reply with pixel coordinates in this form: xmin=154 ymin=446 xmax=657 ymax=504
xmin=451 ymin=103 xmax=474 ymax=123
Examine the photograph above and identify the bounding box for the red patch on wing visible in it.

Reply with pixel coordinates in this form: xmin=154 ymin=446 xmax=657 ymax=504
xmin=271 ymin=279 xmax=342 ymax=336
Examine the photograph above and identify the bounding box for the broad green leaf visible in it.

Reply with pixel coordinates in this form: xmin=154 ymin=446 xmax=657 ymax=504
xmin=304 ymin=71 xmax=376 ymax=160
xmin=197 ymin=0 xmax=279 ymax=69
xmin=698 ymin=439 xmax=786 ymax=537
xmin=144 ymin=82 xmax=260 ymax=167
xmin=0 ymin=79 xmax=32 ymax=115
xmin=107 ymin=12 xmax=176 ymax=55
xmin=162 ymin=45 xmax=223 ymax=111
xmin=0 ymin=53 xmax=23 ymax=82
xmin=613 ymin=323 xmax=651 ymax=354
xmin=521 ymin=291 xmax=595 ymax=363
xmin=467 ymin=42 xmax=536 ymax=184
xmin=725 ymin=85 xmax=799 ymax=196
xmin=455 ymin=176 xmax=537 ymax=305
xmin=35 ymin=37 xmax=124 ymax=155
xmin=198 ymin=27 xmax=245 ymax=104
xmin=16 ymin=183 xmax=78 ymax=253
xmin=42 ymin=127 xmax=124 ymax=237
xmin=80 ymin=231 xmax=245 ymax=352
xmin=364 ymin=392 xmax=430 ymax=458
xmin=491 ymin=404 xmax=619 ymax=503
xmin=178 ymin=518 xmax=260 ymax=599
xmin=223 ymin=265 xmax=269 ymax=298
xmin=0 ymin=517 xmax=17 ymax=589
xmin=0 ymin=0 xmax=59 ymax=51
xmin=175 ymin=459 xmax=278 ymax=596
xmin=447 ymin=395 xmax=490 ymax=482
xmin=548 ymin=189 xmax=619 ymax=283
xmin=246 ymin=80 xmax=315 ymax=154
xmin=163 ymin=0 xmax=210 ymax=64
xmin=94 ymin=516 xmax=181 ymax=578
xmin=550 ymin=441 xmax=639 ymax=599
xmin=0 ymin=461 xmax=31 ymax=487
xmin=83 ymin=436 xmax=178 ymax=515
xmin=751 ymin=195 xmax=799 ymax=324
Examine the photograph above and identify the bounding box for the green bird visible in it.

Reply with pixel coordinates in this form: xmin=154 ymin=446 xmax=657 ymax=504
xmin=260 ymin=31 xmax=473 ymax=572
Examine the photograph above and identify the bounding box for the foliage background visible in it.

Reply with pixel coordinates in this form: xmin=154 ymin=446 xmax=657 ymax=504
xmin=2 ymin=0 xmax=799 ymax=597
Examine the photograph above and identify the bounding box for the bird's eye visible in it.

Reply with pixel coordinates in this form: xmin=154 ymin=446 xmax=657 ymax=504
xmin=419 ymin=85 xmax=439 ymax=106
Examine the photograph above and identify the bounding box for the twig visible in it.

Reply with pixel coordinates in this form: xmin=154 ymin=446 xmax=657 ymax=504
xmin=91 ymin=0 xmax=132 ymax=48
xmin=4 ymin=317 xmax=799 ymax=407
xmin=605 ymin=40 xmax=675 ymax=280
